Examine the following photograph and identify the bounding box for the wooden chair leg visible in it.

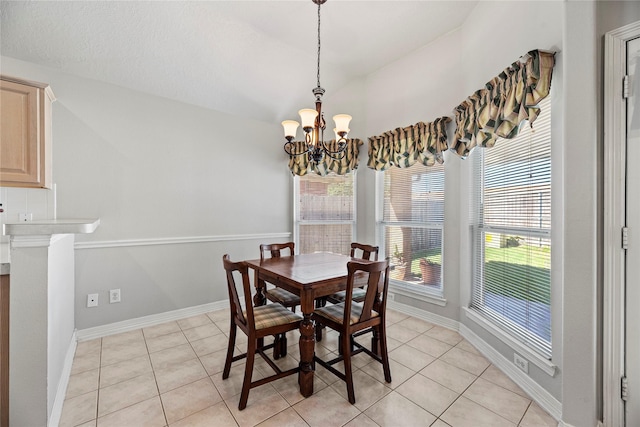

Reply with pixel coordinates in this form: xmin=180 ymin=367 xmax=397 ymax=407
xmin=279 ymin=333 xmax=288 ymax=357
xmin=336 ymin=333 xmax=354 ymax=355
xmin=378 ymin=324 xmax=392 ymax=383
xmin=272 ymin=333 xmax=288 ymax=359
xmin=239 ymin=338 xmax=256 ymax=410
xmin=273 ymin=334 xmax=282 ymax=360
xmin=342 ymin=332 xmax=356 ymax=404
xmin=223 ymin=322 xmax=237 ymax=379
xmin=371 ymin=327 xmax=381 ymax=356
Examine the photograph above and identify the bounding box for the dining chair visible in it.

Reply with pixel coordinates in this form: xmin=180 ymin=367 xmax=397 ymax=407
xmin=222 ymin=254 xmax=303 ymax=410
xmin=316 ymin=242 xmax=379 ymax=343
xmin=326 ymin=242 xmax=379 ymax=304
xmin=260 ymin=242 xmax=301 ymax=311
xmin=260 ymin=242 xmax=301 ymax=357
xmin=312 ymin=258 xmax=392 ymax=404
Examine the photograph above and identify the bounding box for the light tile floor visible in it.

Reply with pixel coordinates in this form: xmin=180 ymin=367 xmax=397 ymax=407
xmin=59 ymin=308 xmax=558 ymax=427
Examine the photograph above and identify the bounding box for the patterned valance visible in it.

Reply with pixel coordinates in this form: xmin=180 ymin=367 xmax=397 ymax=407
xmin=287 ymin=138 xmax=363 ymax=177
xmin=367 ymin=117 xmax=451 ymax=171
xmin=450 ymin=49 xmax=556 ymax=158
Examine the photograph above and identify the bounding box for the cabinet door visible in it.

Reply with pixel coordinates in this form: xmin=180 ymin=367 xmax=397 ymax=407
xmin=0 ymin=80 xmax=42 ymax=187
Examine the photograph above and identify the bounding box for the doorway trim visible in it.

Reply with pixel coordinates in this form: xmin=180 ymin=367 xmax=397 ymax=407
xmin=603 ymin=20 xmax=640 ymax=427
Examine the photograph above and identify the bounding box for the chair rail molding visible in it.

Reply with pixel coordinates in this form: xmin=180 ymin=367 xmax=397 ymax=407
xmin=75 ymin=232 xmax=292 ymax=249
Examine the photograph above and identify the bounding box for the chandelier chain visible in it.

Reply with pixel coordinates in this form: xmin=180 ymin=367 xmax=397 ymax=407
xmin=316 ymin=1 xmax=321 ymax=88
xmin=281 ymin=0 xmax=349 ymax=165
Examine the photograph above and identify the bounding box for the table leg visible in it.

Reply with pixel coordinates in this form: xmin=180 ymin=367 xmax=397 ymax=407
xmin=252 ymin=272 xmax=267 ymax=350
xmin=298 ymin=314 xmax=315 ymax=397
xmin=253 ymin=272 xmax=267 ymax=307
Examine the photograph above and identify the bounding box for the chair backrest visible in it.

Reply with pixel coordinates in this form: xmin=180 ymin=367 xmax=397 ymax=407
xmin=343 ymin=258 xmax=390 ymax=326
xmin=260 ymin=242 xmax=295 ymax=261
xmin=350 ymin=242 xmax=379 ymax=261
xmin=222 ymin=254 xmax=255 ymax=329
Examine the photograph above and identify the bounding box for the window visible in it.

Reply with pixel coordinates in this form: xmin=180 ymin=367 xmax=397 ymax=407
xmin=378 ymin=162 xmax=444 ymax=293
xmin=470 ymin=97 xmax=552 ymax=357
xmin=294 ymin=172 xmax=356 ymax=255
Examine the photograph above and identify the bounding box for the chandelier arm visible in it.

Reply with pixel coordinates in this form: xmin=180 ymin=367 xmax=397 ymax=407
xmin=284 ymin=141 xmax=310 ymax=157
xmin=323 ymin=150 xmax=347 ymax=161
xmin=321 ymin=140 xmax=347 ymax=159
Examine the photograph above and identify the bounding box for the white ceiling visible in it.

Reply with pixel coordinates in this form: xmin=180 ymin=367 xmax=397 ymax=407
xmin=1 ymin=0 xmax=478 ymax=123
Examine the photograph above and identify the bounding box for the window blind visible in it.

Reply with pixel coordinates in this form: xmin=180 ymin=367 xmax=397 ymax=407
xmin=296 ymin=172 xmax=355 ymax=255
xmin=381 ymin=163 xmax=444 ymax=288
xmin=471 ymin=96 xmax=552 ymax=357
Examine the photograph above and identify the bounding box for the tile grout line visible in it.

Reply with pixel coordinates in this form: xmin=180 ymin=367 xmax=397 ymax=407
xmin=141 ymin=327 xmax=170 ymax=427
xmin=61 ymin=310 xmax=554 ymax=427
xmin=95 ymin=338 xmax=103 ymax=425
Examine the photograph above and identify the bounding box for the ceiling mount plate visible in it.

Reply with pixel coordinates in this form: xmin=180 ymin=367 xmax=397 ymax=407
xmin=312 ymin=0 xmax=328 ymax=5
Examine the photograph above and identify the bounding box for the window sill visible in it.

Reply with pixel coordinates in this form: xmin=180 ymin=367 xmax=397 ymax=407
xmin=463 ymin=307 xmax=557 ymax=377
xmin=389 ymin=281 xmax=446 ymax=307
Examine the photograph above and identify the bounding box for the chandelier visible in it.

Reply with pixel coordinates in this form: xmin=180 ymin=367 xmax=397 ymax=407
xmin=281 ymin=0 xmax=352 ymax=164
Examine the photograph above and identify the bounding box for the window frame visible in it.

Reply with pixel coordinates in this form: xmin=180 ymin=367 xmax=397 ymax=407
xmin=469 ymin=98 xmax=553 ymax=359
xmin=293 ymin=171 xmax=357 ymax=255
xmin=375 ymin=164 xmax=447 ymax=304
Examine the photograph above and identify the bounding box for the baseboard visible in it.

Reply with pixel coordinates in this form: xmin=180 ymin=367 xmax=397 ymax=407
xmin=48 ymin=331 xmax=77 ymax=427
xmin=388 ymin=300 xmax=458 ymax=331
xmin=557 ymin=421 xmax=602 ymax=427
xmin=459 ymin=323 xmax=562 ymax=422
xmin=76 ymin=300 xmax=228 ymax=341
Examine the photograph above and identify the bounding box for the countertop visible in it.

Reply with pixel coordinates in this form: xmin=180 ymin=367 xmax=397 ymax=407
xmin=3 ymin=219 xmax=100 ymax=236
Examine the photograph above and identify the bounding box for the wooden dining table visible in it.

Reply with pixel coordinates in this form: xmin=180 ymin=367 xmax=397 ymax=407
xmin=244 ymin=252 xmax=371 ymax=397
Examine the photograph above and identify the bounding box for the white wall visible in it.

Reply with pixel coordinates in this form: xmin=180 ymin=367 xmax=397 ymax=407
xmin=459 ymin=0 xmax=564 ymax=401
xmin=361 ymin=28 xmax=466 ymax=322
xmin=9 ymin=243 xmax=49 ymax=426
xmin=8 ymin=233 xmax=77 ymax=426
xmin=561 ymin=3 xmax=598 ymax=425
xmin=356 ymin=0 xmax=568 ymax=412
xmin=353 ymin=1 xmax=640 ymax=425
xmin=48 ymin=234 xmax=75 ymax=418
xmin=1 ymin=56 xmax=293 ymax=329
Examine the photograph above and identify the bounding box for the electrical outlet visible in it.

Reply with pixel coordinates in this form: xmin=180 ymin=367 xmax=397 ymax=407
xmin=514 ymin=353 xmax=529 ymax=373
xmin=109 ymin=289 xmax=121 ymax=304
xmin=19 ymin=213 xmax=33 ymax=222
xmin=87 ymin=293 xmax=99 ymax=308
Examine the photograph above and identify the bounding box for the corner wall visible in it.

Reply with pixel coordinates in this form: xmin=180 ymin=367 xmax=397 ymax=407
xmin=358 ymin=0 xmax=565 ymax=408
xmin=0 ymin=56 xmax=293 ymax=330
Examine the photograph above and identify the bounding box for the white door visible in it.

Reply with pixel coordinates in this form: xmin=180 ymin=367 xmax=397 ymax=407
xmin=626 ymin=35 xmax=640 ymax=427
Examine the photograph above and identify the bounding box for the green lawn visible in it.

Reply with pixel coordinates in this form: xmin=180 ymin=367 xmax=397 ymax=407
xmin=484 ymin=244 xmax=550 ymax=305
xmin=409 ymin=248 xmax=442 ymax=275
xmin=405 ymin=244 xmax=550 ymax=305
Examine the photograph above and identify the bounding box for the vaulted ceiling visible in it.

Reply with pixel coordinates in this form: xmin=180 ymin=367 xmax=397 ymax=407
xmin=1 ymin=1 xmax=478 ymax=123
